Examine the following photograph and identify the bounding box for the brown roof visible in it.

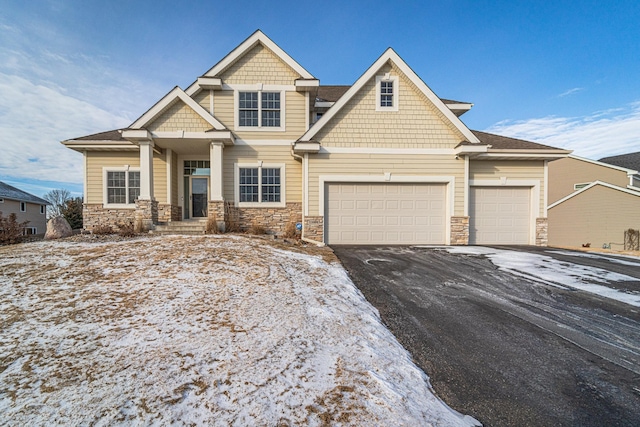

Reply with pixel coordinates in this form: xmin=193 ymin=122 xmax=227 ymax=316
xmin=471 ymin=130 xmax=565 ymax=151
xmin=71 ymin=129 xmax=126 ymax=141
xmin=316 ymin=85 xmax=350 ymax=102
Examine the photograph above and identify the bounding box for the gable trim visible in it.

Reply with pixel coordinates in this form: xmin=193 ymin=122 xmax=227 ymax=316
xmin=130 ymin=87 xmax=226 ymax=130
xmin=299 ymin=48 xmax=480 ymax=144
xmin=185 ymin=30 xmax=315 ymax=96
xmin=548 ymin=180 xmax=640 ymax=209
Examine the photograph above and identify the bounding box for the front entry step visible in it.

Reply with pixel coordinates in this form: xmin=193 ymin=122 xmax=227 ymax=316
xmin=152 ymin=219 xmax=208 ymax=235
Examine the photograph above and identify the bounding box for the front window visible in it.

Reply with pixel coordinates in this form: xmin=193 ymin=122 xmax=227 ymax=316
xmin=237 ymin=91 xmax=282 ymax=129
xmin=20 ymin=202 xmax=26 ymax=212
xmin=107 ymin=170 xmax=140 ymax=205
xmin=376 ymin=75 xmax=399 ymax=112
xmin=380 ymin=81 xmax=394 ymax=107
xmin=237 ymin=165 xmax=283 ymax=205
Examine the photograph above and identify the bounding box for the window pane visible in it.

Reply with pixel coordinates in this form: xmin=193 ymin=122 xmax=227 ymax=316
xmin=107 ymin=171 xmax=127 ymax=204
xmin=262 ymin=110 xmax=280 ymax=127
xmin=239 ymin=110 xmax=258 ymax=127
xmin=261 ymin=168 xmax=281 ymax=202
xmin=239 ymin=92 xmax=259 ymax=127
xmin=239 ymin=168 xmax=259 ymax=202
xmin=261 ymin=92 xmax=281 ymax=127
xmin=128 ymin=172 xmax=140 ymax=204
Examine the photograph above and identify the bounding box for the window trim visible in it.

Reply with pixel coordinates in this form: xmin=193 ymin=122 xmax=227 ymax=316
xmin=0 ymin=198 xmax=4 ymax=203
xmin=234 ymin=162 xmax=286 ymax=207
xmin=20 ymin=202 xmax=26 ymax=212
xmin=574 ymin=182 xmax=591 ymax=190
xmin=234 ymin=87 xmax=286 ymax=132
xmin=102 ymin=167 xmax=141 ymax=209
xmin=40 ymin=205 xmax=45 ymax=214
xmin=375 ymin=74 xmax=399 ymax=112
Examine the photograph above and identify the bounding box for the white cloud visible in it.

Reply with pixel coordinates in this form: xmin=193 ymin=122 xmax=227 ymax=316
xmin=557 ymin=87 xmax=583 ymax=98
xmin=485 ymin=102 xmax=640 ymax=159
xmin=0 ymin=73 xmax=129 ymax=183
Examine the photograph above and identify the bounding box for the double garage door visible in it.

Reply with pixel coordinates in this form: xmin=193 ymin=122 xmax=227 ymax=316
xmin=325 ymin=183 xmax=446 ymax=245
xmin=325 ymin=183 xmax=532 ymax=245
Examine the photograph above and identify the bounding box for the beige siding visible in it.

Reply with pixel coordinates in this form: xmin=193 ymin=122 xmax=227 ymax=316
xmin=0 ymin=199 xmax=47 ymax=233
xmin=147 ymin=100 xmax=211 ymax=132
xmin=548 ymin=185 xmax=640 ymax=248
xmin=307 ymin=153 xmax=464 ymax=216
xmin=223 ymin=145 xmax=302 ymax=202
xmin=153 ymin=151 xmax=167 ymax=204
xmin=313 ymin=63 xmax=464 ymax=148
xmin=220 ymin=44 xmax=299 ymax=85
xmin=548 ymin=157 xmax=630 ymax=203
xmin=213 ymin=90 xmax=307 ymax=140
xmin=193 ymin=90 xmax=211 ymax=114
xmin=470 ymin=160 xmax=546 ymax=217
xmin=86 ymin=152 xmax=139 ymax=204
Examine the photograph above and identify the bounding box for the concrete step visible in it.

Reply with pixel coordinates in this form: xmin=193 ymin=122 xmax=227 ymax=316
xmin=152 ymin=220 xmax=208 ymax=235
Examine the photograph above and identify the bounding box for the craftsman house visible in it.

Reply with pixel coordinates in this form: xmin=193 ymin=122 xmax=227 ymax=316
xmin=63 ymin=30 xmax=570 ymax=245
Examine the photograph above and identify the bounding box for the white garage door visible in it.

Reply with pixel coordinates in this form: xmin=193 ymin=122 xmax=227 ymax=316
xmin=470 ymin=187 xmax=531 ymax=244
xmin=325 ymin=183 xmax=446 ymax=245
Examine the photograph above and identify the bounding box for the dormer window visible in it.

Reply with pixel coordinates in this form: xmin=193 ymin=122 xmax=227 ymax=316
xmin=376 ymin=74 xmax=398 ymax=112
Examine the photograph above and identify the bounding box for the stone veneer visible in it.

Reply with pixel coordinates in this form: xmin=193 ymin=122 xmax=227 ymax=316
xmin=135 ymin=199 xmax=158 ymax=231
xmin=535 ymin=217 xmax=548 ymax=246
xmin=224 ymin=202 xmax=302 ymax=235
xmin=303 ymin=216 xmax=324 ymax=243
xmin=158 ymin=204 xmax=182 ymax=223
xmin=450 ymin=216 xmax=469 ymax=245
xmin=83 ymin=204 xmax=136 ymax=231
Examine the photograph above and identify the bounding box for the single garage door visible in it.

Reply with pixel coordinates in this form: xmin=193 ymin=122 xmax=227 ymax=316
xmin=325 ymin=183 xmax=446 ymax=245
xmin=470 ymin=186 xmax=531 ymax=244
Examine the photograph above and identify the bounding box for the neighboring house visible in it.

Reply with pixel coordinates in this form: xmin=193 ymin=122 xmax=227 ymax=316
xmin=62 ymin=30 xmax=570 ymax=246
xmin=0 ymin=181 xmax=48 ymax=235
xmin=547 ymin=155 xmax=640 ymax=249
xmin=599 ymin=151 xmax=640 ymax=188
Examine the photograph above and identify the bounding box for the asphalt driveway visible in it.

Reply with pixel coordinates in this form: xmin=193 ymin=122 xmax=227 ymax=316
xmin=334 ymin=245 xmax=640 ymax=427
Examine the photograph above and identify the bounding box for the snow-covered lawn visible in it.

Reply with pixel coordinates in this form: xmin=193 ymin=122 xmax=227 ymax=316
xmin=0 ymin=235 xmax=477 ymax=426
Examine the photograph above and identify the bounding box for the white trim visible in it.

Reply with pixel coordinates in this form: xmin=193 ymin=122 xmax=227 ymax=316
xmin=40 ymin=205 xmax=45 ymax=215
xmin=166 ymin=149 xmax=173 ymax=204
xmin=549 ymin=180 xmax=640 ymax=209
xmin=319 ymin=175 xmax=455 ymax=245
xmin=83 ymin=153 xmax=88 ymax=202
xmin=319 ymin=147 xmax=457 ymax=155
xmin=473 ymin=152 xmax=570 ymax=159
xmin=314 ymin=101 xmax=334 ymax=108
xmin=543 ymin=160 xmax=549 ymax=217
xmin=223 ymin=83 xmax=295 ymax=91
xmin=234 ymin=139 xmax=296 ymax=146
xmin=234 ymin=89 xmax=286 ymax=132
xmin=469 ymin=179 xmax=540 ymax=245
xmin=129 ymin=86 xmax=226 ymax=130
xmin=300 ymin=48 xmax=480 ymax=144
xmin=463 ymin=155 xmax=469 ymax=216
xmin=185 ymin=30 xmax=315 ymax=96
xmin=210 ymin=142 xmax=224 ymax=201
xmin=375 ymin=75 xmax=399 ymax=112
xmin=303 ymin=154 xmax=309 ymax=216
xmin=210 ymin=89 xmax=214 ymax=115
xmin=102 ymin=167 xmax=141 ymax=209
xmin=234 ymin=162 xmax=286 ymax=208
xmin=305 ymin=91 xmax=309 ymax=130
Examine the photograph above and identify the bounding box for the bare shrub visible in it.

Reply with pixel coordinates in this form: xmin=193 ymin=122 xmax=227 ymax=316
xmin=206 ymin=216 xmax=220 ymax=234
xmin=225 ymin=218 xmax=241 ymax=233
xmin=283 ymin=221 xmax=299 ymax=239
xmin=134 ymin=217 xmax=144 ymax=234
xmin=92 ymin=224 xmax=114 ymax=235
xmin=248 ymin=222 xmax=266 ymax=235
xmin=117 ymin=222 xmax=136 ymax=237
xmin=0 ymin=211 xmax=29 ymax=245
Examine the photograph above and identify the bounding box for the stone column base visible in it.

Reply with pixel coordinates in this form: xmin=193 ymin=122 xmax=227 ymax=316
xmin=135 ymin=199 xmax=158 ymax=232
xmin=303 ymin=216 xmax=324 ymax=242
xmin=208 ymin=201 xmax=226 ymax=232
xmin=536 ymin=218 xmax=548 ymax=246
xmin=450 ymin=216 xmax=469 ymax=245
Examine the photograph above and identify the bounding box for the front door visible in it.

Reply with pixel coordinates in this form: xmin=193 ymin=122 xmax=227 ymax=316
xmin=191 ymin=177 xmax=208 ymax=218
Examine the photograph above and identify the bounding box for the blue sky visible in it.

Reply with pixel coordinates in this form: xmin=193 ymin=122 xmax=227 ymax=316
xmin=1 ymin=0 xmax=639 ymax=198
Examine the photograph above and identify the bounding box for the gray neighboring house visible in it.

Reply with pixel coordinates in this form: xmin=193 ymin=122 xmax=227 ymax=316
xmin=0 ymin=182 xmax=49 ymax=235
xmin=600 ymin=151 xmax=640 ymax=188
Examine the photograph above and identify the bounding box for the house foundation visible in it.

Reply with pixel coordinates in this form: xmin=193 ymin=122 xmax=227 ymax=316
xmin=135 ymin=199 xmax=158 ymax=231
xmin=536 ymin=217 xmax=548 ymax=246
xmin=303 ymin=216 xmax=324 ymax=242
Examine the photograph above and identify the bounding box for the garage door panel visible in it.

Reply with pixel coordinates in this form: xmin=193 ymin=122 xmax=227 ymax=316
xmin=326 ymin=183 xmax=446 ymax=245
xmin=470 ymin=187 xmax=530 ymax=244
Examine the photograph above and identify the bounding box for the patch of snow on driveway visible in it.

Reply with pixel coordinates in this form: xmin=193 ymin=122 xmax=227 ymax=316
xmin=444 ymin=246 xmax=640 ymax=307
xmin=0 ymin=236 xmax=479 ymax=426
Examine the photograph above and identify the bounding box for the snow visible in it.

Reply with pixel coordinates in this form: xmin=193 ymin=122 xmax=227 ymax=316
xmin=443 ymin=246 xmax=640 ymax=307
xmin=0 ymin=235 xmax=479 ymax=426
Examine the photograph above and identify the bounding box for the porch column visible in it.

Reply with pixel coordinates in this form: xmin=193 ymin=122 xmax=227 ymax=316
xmin=139 ymin=140 xmax=155 ymax=200
xmin=210 ymin=142 xmax=224 ymax=201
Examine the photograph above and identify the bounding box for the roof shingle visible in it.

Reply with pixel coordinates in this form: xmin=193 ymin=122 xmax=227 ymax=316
xmin=0 ymin=182 xmax=49 ymax=205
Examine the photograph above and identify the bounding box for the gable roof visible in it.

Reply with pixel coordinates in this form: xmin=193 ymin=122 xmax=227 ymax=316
xmin=185 ymin=30 xmax=316 ymax=96
xmin=129 ymin=86 xmax=226 ymax=130
xmin=299 ymin=48 xmax=480 ymax=144
xmin=599 ymin=151 xmax=640 ymax=173
xmin=0 ymin=181 xmax=48 ymax=205
xmin=548 ymin=180 xmax=640 ymax=209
